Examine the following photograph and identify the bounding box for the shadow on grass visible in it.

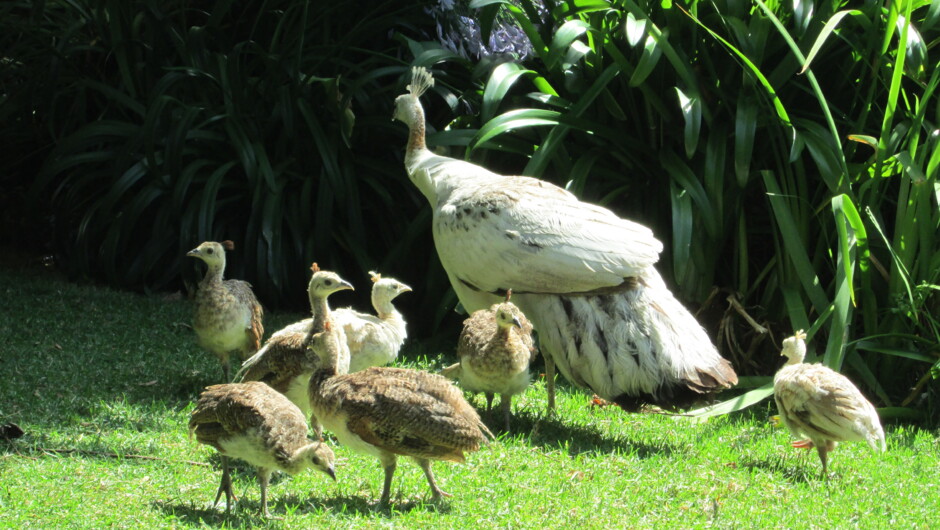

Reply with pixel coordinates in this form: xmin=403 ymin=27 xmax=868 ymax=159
xmin=494 ymin=408 xmax=681 ymax=458
xmin=152 ymin=492 xmax=452 ymax=525
xmin=738 ymin=453 xmax=824 ymax=484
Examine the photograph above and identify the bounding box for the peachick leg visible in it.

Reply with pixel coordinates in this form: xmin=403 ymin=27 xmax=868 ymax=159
xmin=545 ymin=355 xmax=556 ymax=413
xmin=416 ymin=457 xmax=451 ymax=501
xmin=214 ymin=455 xmax=238 ymax=513
xmin=258 ymin=469 xmax=272 ymax=517
xmin=500 ymin=393 xmax=512 ymax=431
xmin=379 ymin=453 xmax=397 ymax=507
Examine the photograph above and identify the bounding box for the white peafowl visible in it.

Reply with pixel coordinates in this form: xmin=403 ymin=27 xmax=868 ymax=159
xmin=773 ymin=330 xmax=886 ymax=476
xmin=188 ymin=241 xmax=264 ymax=382
xmin=332 ymin=271 xmax=412 ymax=373
xmin=393 ymin=66 xmax=737 ymax=412
xmin=442 ymin=290 xmax=536 ymax=430
xmin=307 ymin=320 xmax=491 ymax=506
xmin=189 ymin=381 xmax=336 ymax=517
xmin=238 ymin=271 xmax=410 ymax=384
xmin=236 ymin=264 xmax=353 ymax=425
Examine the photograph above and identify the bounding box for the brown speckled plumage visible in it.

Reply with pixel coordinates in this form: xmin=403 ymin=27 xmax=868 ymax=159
xmin=307 ymin=322 xmax=490 ymax=506
xmin=188 ymin=241 xmax=264 ymax=381
xmin=773 ymin=331 xmax=885 ymax=477
xmin=189 ymin=381 xmax=336 ymax=517
xmin=443 ymin=296 xmax=536 ymax=430
xmin=236 ymin=267 xmax=353 ymax=424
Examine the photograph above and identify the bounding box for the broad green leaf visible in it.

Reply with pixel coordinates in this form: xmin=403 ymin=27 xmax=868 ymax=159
xmin=685 ymin=383 xmax=776 ymax=420
xmin=629 ymin=33 xmax=663 ymax=87
xmin=413 ymin=47 xmax=464 ymax=67
xmin=669 ymin=181 xmax=693 ymax=289
xmin=734 ymin=95 xmax=758 ymax=187
xmin=548 ymin=20 xmax=591 ymax=70
xmin=845 ymin=350 xmax=892 ymax=405
xmin=865 ymin=206 xmax=914 ymax=305
xmin=624 ymin=12 xmax=648 ymax=47
xmin=762 ymin=171 xmax=830 ymax=314
xmin=831 ymin=194 xmax=860 ymax=307
xmin=704 ymin=124 xmax=728 ymax=213
xmin=565 ymin=150 xmax=601 ymax=197
xmin=103 ymin=161 xmax=148 ymax=209
xmin=799 ymin=10 xmax=863 ymax=75
xmin=876 ymin=0 xmax=911 ymax=175
xmin=198 ymin=161 xmax=238 ymax=240
xmin=926 ymin=0 xmax=940 ymax=32
xmin=623 ymin=0 xmax=700 ymax=97
xmin=482 ymin=63 xmax=535 ymax=123
xmin=855 ymin=343 xmax=938 ymax=364
xmin=661 ymin=153 xmax=720 ymax=237
xmin=896 ymin=150 xmax=927 ymax=184
xmin=470 ymin=109 xmax=561 ymax=152
xmin=752 ymin=0 xmax=846 ymax=175
xmin=797 ymin=120 xmax=845 ymax=193
xmin=675 ymin=88 xmax=701 ymax=158
xmin=525 ymin=63 xmax=621 ymax=176
xmin=848 ymin=134 xmax=878 ymax=149
xmin=876 ymin=407 xmax=925 ymax=420
xmin=679 ymin=2 xmax=790 ymax=129
xmin=553 ymin=0 xmax=612 ymax=16
xmin=897 ymin=15 xmax=927 ymax=81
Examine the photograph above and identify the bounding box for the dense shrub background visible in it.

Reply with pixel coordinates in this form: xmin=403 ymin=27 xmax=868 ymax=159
xmin=2 ymin=0 xmax=938 ymax=416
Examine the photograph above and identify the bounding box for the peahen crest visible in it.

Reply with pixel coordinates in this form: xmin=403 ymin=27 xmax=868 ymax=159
xmin=407 ymin=67 xmax=434 ymax=98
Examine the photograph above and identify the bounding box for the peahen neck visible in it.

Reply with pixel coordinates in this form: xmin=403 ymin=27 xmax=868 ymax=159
xmin=406 ymin=99 xmax=426 ymax=153
xmin=309 ymin=295 xmax=332 ymax=331
xmin=372 ymin=293 xmax=397 ymax=320
xmin=201 ymin=263 xmax=225 ymax=286
xmin=310 ymin=335 xmax=348 ymax=383
xmin=497 ymin=324 xmax=515 ymax=344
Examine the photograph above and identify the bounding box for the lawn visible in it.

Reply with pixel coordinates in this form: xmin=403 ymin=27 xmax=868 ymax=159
xmin=1 ymin=253 xmax=938 ymax=528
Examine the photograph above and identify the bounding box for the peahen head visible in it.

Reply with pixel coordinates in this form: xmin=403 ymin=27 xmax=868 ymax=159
xmin=186 ymin=240 xmax=233 ymax=270
xmin=393 ymin=66 xmax=434 ymax=127
xmin=299 ymin=440 xmax=337 ymax=481
xmin=369 ymin=271 xmax=412 ymax=305
xmin=495 ymin=303 xmax=523 ymax=330
xmin=780 ymin=330 xmax=807 ymax=365
xmin=307 ymin=263 xmax=355 ymax=301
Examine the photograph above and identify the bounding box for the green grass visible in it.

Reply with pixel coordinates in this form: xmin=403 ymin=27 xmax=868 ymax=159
xmin=1 ymin=255 xmax=938 ymax=528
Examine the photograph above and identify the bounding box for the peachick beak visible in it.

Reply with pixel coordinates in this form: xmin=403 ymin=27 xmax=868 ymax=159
xmin=340 ymin=280 xmax=355 ymax=291
xmin=512 ymin=317 xmax=523 ymax=329
xmin=186 ymin=249 xmax=200 ymax=257
xmin=326 ymin=465 xmax=337 ymax=481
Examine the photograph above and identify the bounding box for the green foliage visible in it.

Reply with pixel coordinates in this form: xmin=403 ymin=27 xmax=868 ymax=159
xmin=4 ymin=0 xmax=939 ymax=409
xmin=6 ymin=0 xmax=438 ymax=312
xmin=409 ymin=0 xmax=940 ymax=410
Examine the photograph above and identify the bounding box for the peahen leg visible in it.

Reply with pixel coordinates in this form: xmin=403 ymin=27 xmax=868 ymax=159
xmin=213 ymin=455 xmax=238 ymax=512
